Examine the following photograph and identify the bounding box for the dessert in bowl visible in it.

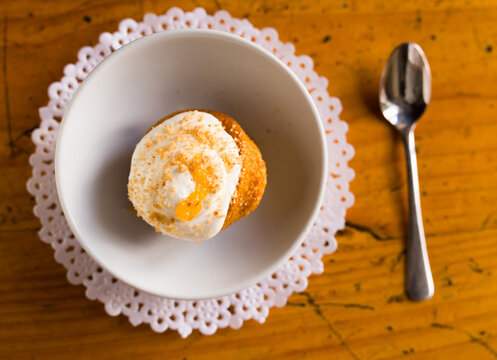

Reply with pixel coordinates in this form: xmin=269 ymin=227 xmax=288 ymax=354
xmin=128 ymin=110 xmax=267 ymax=242
xmin=55 ymin=30 xmax=327 ymax=299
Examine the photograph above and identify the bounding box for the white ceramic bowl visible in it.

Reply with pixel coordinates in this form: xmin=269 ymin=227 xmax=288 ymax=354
xmin=56 ymin=30 xmax=327 ymax=300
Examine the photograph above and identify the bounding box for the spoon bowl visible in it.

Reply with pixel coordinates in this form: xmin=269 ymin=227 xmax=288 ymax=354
xmin=380 ymin=42 xmax=431 ymax=131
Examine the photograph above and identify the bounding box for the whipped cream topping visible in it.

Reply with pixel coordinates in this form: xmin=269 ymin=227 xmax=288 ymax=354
xmin=128 ymin=111 xmax=242 ymax=241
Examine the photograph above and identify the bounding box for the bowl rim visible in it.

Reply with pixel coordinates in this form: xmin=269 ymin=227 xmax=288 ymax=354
xmin=55 ymin=29 xmax=328 ymax=300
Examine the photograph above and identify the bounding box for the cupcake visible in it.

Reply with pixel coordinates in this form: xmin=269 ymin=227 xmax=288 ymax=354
xmin=128 ymin=110 xmax=266 ymax=241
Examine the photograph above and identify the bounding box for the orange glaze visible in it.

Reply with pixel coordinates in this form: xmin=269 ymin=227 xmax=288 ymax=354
xmin=174 ymin=159 xmax=211 ymax=222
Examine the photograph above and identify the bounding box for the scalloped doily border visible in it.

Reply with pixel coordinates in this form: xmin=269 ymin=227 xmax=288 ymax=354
xmin=27 ymin=7 xmax=355 ymax=338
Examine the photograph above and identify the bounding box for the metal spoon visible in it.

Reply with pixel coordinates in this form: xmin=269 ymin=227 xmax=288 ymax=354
xmin=379 ymin=42 xmax=434 ymax=301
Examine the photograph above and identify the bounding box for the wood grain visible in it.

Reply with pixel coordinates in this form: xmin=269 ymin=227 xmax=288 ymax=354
xmin=1 ymin=0 xmax=497 ymax=359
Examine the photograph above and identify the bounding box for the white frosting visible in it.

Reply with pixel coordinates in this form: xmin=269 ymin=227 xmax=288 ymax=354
xmin=128 ymin=111 xmax=241 ymax=241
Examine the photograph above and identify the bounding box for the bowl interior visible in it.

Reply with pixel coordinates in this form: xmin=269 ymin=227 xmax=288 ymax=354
xmin=56 ymin=30 xmax=326 ymax=299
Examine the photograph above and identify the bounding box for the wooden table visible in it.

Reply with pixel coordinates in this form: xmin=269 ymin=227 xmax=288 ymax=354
xmin=2 ymin=0 xmax=497 ymax=358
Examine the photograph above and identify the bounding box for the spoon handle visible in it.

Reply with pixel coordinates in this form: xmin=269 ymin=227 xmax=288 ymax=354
xmin=402 ymin=129 xmax=434 ymax=301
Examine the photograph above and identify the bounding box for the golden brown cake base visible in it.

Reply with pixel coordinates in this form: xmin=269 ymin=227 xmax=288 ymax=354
xmin=150 ymin=110 xmax=267 ymax=229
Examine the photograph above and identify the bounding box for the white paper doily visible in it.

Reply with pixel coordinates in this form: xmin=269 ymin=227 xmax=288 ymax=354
xmin=27 ymin=7 xmax=355 ymax=338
